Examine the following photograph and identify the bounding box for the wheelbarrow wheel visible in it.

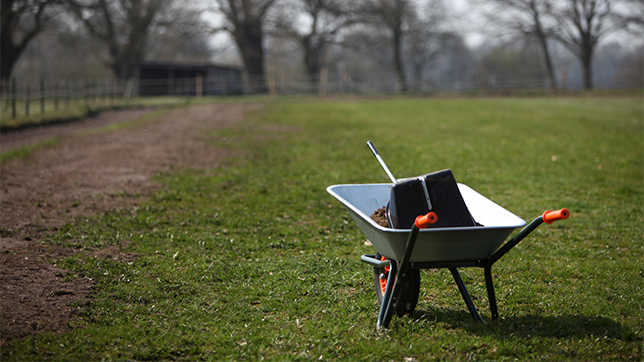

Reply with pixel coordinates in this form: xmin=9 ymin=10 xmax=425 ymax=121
xmin=373 ymin=253 xmax=420 ymax=317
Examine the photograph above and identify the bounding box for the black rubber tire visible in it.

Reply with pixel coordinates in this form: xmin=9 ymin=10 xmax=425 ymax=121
xmin=373 ymin=253 xmax=421 ymax=317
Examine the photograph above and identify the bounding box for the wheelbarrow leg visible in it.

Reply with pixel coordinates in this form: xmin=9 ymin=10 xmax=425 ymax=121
xmin=449 ymin=268 xmax=485 ymax=323
xmin=484 ymin=266 xmax=499 ymax=320
xmin=480 ymin=210 xmax=570 ymax=321
xmin=377 ymin=261 xmax=398 ymax=329
xmin=377 ymin=221 xmax=426 ymax=330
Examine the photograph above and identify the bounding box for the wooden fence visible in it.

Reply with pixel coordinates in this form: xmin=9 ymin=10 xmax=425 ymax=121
xmin=0 ymin=78 xmax=135 ymax=119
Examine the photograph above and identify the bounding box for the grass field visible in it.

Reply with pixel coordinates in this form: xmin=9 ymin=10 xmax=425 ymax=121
xmin=2 ymin=96 xmax=642 ymax=361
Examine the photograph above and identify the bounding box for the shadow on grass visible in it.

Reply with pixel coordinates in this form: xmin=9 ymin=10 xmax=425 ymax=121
xmin=411 ymin=308 xmax=640 ymax=341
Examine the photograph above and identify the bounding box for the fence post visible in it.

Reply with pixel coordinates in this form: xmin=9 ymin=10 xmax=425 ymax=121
xmin=40 ymin=78 xmax=45 ymax=114
xmin=25 ymin=83 xmax=30 ymax=116
xmin=268 ymin=72 xmax=276 ymax=96
xmin=65 ymin=81 xmax=70 ymax=108
xmin=1 ymin=78 xmax=6 ymax=114
xmin=91 ymin=79 xmax=95 ymax=103
xmin=84 ymin=79 xmax=88 ymax=104
xmin=105 ymin=78 xmax=110 ymax=103
xmin=124 ymin=79 xmax=133 ymax=100
xmin=342 ymin=69 xmax=350 ymax=94
xmin=560 ymin=64 xmax=567 ymax=91
xmin=112 ymin=79 xmax=117 ymax=102
xmin=319 ymin=67 xmax=328 ymax=97
xmin=196 ymin=74 xmax=203 ymax=98
xmin=221 ymin=77 xmax=228 ymax=96
xmin=11 ymin=78 xmax=16 ymax=118
xmin=54 ymin=81 xmax=59 ymax=110
xmin=87 ymin=80 xmax=90 ymax=103
xmin=90 ymin=79 xmax=94 ymax=103
xmin=479 ymin=66 xmax=487 ymax=91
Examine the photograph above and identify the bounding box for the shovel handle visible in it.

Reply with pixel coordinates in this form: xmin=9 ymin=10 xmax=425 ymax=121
xmin=415 ymin=212 xmax=438 ymax=228
xmin=367 ymin=141 xmax=397 ymax=183
xmin=542 ymin=209 xmax=570 ymax=224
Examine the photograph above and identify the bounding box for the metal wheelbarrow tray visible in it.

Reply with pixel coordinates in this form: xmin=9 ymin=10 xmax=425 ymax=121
xmin=327 ymin=183 xmax=525 ymax=262
xmin=327 ymin=182 xmax=570 ymax=329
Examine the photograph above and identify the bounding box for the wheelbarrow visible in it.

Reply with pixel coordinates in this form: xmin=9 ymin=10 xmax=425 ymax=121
xmin=326 ymin=143 xmax=570 ymax=329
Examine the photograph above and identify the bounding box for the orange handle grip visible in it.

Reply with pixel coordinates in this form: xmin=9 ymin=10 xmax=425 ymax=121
xmin=542 ymin=209 xmax=570 ymax=224
xmin=415 ymin=212 xmax=438 ymax=229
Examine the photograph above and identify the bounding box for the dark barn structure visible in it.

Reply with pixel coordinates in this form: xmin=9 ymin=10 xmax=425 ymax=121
xmin=135 ymin=62 xmax=243 ymax=96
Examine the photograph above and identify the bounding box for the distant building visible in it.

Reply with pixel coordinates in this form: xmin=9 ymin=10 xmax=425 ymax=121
xmin=134 ymin=62 xmax=243 ymax=96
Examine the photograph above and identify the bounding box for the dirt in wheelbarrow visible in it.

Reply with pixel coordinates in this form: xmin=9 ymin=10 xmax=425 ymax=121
xmin=370 ymin=206 xmax=485 ymax=228
xmin=370 ymin=207 xmax=389 ymax=228
xmin=0 ymin=103 xmax=263 ymax=345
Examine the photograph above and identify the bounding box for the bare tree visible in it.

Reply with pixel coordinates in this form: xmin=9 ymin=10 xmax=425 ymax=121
xmin=273 ymin=0 xmax=357 ymax=84
xmin=1 ymin=0 xmax=60 ymax=82
xmin=9 ymin=13 xmax=113 ymax=82
xmin=480 ymin=0 xmax=558 ymax=90
xmin=554 ymin=0 xmax=618 ymax=89
xmin=431 ymin=34 xmax=474 ymax=90
xmin=362 ymin=0 xmax=414 ymax=92
xmin=617 ymin=0 xmax=644 ymax=33
xmin=341 ymin=0 xmax=454 ymax=92
xmin=478 ymin=41 xmax=551 ymax=88
xmin=406 ymin=0 xmax=451 ymax=91
xmin=213 ymin=0 xmax=277 ymax=93
xmin=66 ymin=0 xmax=167 ymax=81
xmin=146 ymin=2 xmax=213 ymax=62
xmin=341 ymin=24 xmax=393 ymax=80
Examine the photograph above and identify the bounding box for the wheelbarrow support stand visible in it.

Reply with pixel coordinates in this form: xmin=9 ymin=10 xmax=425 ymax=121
xmin=480 ymin=209 xmax=570 ymax=320
xmin=374 ymin=209 xmax=569 ymax=329
xmin=377 ymin=213 xmax=436 ymax=329
xmin=377 ymin=221 xmax=420 ymax=329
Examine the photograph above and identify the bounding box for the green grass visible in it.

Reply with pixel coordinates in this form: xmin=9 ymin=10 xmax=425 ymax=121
xmin=0 ymin=96 xmax=194 ymax=131
xmin=0 ymin=138 xmax=61 ymax=164
xmin=2 ymin=96 xmax=642 ymax=361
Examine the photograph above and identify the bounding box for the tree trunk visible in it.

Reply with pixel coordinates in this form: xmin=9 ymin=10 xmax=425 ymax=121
xmin=0 ymin=41 xmax=20 ymax=84
xmin=579 ymin=30 xmax=594 ymax=89
xmin=553 ymin=0 xmax=608 ymax=90
xmin=111 ymin=54 xmax=140 ymax=81
xmin=392 ymin=27 xmax=408 ymax=92
xmin=537 ymin=35 xmax=557 ymax=91
xmin=581 ymin=50 xmax=593 ymax=89
xmin=304 ymin=37 xmax=322 ymax=86
xmin=233 ymin=24 xmax=267 ymax=94
xmin=528 ymin=1 xmax=557 ymax=91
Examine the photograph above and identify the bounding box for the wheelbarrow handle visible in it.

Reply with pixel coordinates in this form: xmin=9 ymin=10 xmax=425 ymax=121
xmin=415 ymin=212 xmax=438 ymax=228
xmin=483 ymin=208 xmax=571 ymax=267
xmin=543 ymin=209 xmax=570 ymax=224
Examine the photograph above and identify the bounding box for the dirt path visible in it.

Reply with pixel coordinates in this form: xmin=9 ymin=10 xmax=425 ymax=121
xmin=0 ymin=108 xmax=156 ymax=153
xmin=0 ymin=103 xmax=260 ymax=343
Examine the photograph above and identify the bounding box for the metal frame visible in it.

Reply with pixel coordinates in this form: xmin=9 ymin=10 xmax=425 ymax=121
xmin=361 ymin=215 xmax=549 ymax=329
